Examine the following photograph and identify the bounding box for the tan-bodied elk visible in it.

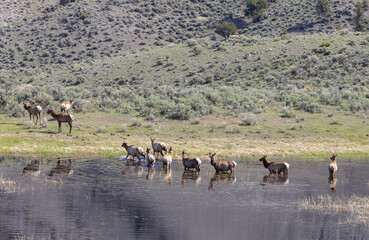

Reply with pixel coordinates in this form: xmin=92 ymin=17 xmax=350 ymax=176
xmin=47 ymin=109 xmax=74 ymax=134
xmin=259 ymin=155 xmax=289 ymax=175
xmin=121 ymin=142 xmax=145 ymax=161
xmin=23 ymin=101 xmax=42 ymax=125
xmin=181 ymin=150 xmax=201 ymax=172
xmin=60 ymin=99 xmax=74 ymax=113
xmin=162 ymin=147 xmax=174 ymax=168
xmin=209 ymin=152 xmax=237 ymax=173
xmin=145 ymin=148 xmax=156 ymax=167
xmin=150 ymin=137 xmax=167 ymax=157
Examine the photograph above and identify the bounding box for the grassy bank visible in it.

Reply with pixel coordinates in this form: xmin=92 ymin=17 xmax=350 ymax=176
xmin=0 ymin=110 xmax=368 ymax=160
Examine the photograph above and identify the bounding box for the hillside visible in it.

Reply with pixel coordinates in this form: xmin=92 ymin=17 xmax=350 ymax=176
xmin=0 ymin=0 xmax=365 ymax=70
xmin=0 ymin=0 xmax=368 ymax=120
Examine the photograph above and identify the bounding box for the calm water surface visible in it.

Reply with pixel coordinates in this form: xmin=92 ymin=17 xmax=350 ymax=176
xmin=0 ymin=156 xmax=368 ymax=240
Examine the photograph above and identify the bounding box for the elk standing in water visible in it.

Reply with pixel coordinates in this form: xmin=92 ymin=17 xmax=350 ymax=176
xmin=162 ymin=147 xmax=174 ymax=168
xmin=181 ymin=150 xmax=201 ymax=172
xmin=47 ymin=109 xmax=74 ymax=134
xmin=259 ymin=155 xmax=289 ymax=176
xmin=60 ymin=99 xmax=74 ymax=113
xmin=209 ymin=152 xmax=237 ymax=173
xmin=145 ymin=148 xmax=156 ymax=167
xmin=23 ymin=101 xmax=42 ymax=125
xmin=150 ymin=137 xmax=167 ymax=157
xmin=121 ymin=142 xmax=145 ymax=161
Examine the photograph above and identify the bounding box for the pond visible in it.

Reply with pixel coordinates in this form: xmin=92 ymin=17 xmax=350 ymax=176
xmin=0 ymin=155 xmax=368 ymax=240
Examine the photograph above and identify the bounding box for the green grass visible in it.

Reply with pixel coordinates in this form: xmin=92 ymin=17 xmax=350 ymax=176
xmin=0 ymin=110 xmax=368 ymax=159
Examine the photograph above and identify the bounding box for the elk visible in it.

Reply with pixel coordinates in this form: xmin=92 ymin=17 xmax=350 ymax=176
xmin=60 ymin=99 xmax=74 ymax=113
xmin=23 ymin=101 xmax=42 ymax=125
xmin=150 ymin=137 xmax=167 ymax=157
xmin=181 ymin=150 xmax=201 ymax=172
xmin=121 ymin=142 xmax=145 ymax=161
xmin=145 ymin=148 xmax=156 ymax=167
xmin=209 ymin=152 xmax=237 ymax=173
xmin=162 ymin=147 xmax=173 ymax=168
xmin=329 ymin=154 xmax=337 ymax=176
xmin=47 ymin=109 xmax=74 ymax=134
xmin=259 ymin=155 xmax=289 ymax=175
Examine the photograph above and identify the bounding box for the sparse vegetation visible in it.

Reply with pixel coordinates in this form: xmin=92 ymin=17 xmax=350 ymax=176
xmin=316 ymin=0 xmax=330 ymax=14
xmin=245 ymin=0 xmax=268 ymax=21
xmin=353 ymin=1 xmax=367 ymax=31
xmin=299 ymin=195 xmax=369 ymax=226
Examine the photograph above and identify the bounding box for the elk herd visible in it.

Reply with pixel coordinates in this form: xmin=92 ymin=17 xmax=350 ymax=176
xmin=22 ymin=99 xmax=339 ymax=191
xmin=23 ymin=99 xmax=74 ymax=134
xmin=120 ymin=138 xmax=339 ymax=191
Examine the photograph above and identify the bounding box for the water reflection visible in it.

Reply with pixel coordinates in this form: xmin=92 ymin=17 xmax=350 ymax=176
xmin=181 ymin=170 xmax=201 ymax=186
xmin=146 ymin=167 xmax=155 ymax=181
xmin=48 ymin=159 xmax=73 ymax=177
xmin=262 ymin=173 xmax=289 ymax=185
xmin=208 ymin=172 xmax=236 ymax=191
xmin=22 ymin=160 xmax=40 ymax=177
xmin=159 ymin=168 xmax=172 ymax=185
xmin=328 ymin=174 xmax=337 ymax=193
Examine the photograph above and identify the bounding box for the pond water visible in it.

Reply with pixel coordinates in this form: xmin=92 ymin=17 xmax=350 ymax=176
xmin=0 ymin=155 xmax=368 ymax=240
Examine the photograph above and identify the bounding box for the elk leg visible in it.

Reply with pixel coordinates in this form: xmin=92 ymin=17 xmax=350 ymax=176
xmin=58 ymin=121 xmax=62 ymax=133
xmin=68 ymin=121 xmax=72 ymax=134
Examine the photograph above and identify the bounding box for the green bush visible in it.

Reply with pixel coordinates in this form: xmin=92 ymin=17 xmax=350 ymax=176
xmin=215 ymin=22 xmax=237 ymax=39
xmin=80 ymin=13 xmax=89 ymax=20
xmin=60 ymin=0 xmax=70 ymax=6
xmin=316 ymin=0 xmax=330 ymax=14
xmin=245 ymin=0 xmax=268 ymax=21
xmin=281 ymin=107 xmax=296 ymax=118
xmin=320 ymin=42 xmax=331 ymax=47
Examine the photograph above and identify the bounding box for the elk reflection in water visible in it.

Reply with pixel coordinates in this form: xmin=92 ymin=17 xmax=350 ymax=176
xmin=181 ymin=170 xmax=201 ymax=186
xmin=48 ymin=159 xmax=74 ymax=177
xmin=22 ymin=160 xmax=40 ymax=177
xmin=208 ymin=172 xmax=236 ymax=191
xmin=262 ymin=173 xmax=289 ymax=185
xmin=159 ymin=167 xmax=172 ymax=185
xmin=328 ymin=174 xmax=337 ymax=193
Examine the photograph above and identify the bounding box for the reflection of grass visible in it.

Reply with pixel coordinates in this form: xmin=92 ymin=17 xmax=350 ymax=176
xmin=299 ymin=195 xmax=369 ymax=226
xmin=0 ymin=110 xmax=368 ymax=159
xmin=0 ymin=176 xmax=17 ymax=193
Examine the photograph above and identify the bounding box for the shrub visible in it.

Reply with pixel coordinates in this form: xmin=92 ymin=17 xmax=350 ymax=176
xmin=60 ymin=0 xmax=70 ymax=6
xmin=353 ymin=1 xmax=366 ymax=31
xmin=281 ymin=107 xmax=296 ymax=118
xmin=80 ymin=13 xmax=89 ymax=20
xmin=320 ymin=42 xmax=331 ymax=47
xmin=245 ymin=0 xmax=268 ymax=21
xmin=41 ymin=10 xmax=48 ymax=14
xmin=215 ymin=22 xmax=237 ymax=39
xmin=316 ymin=0 xmax=330 ymax=14
xmin=240 ymin=113 xmax=257 ymax=126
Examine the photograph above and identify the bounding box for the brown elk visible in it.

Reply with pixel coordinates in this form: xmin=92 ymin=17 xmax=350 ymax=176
xmin=60 ymin=99 xmax=74 ymax=113
xmin=145 ymin=148 xmax=156 ymax=167
xmin=259 ymin=155 xmax=289 ymax=175
xmin=23 ymin=101 xmax=42 ymax=125
xmin=121 ymin=142 xmax=145 ymax=161
xmin=150 ymin=137 xmax=167 ymax=157
xmin=47 ymin=109 xmax=74 ymax=134
xmin=209 ymin=152 xmax=237 ymax=173
xmin=181 ymin=150 xmax=201 ymax=172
